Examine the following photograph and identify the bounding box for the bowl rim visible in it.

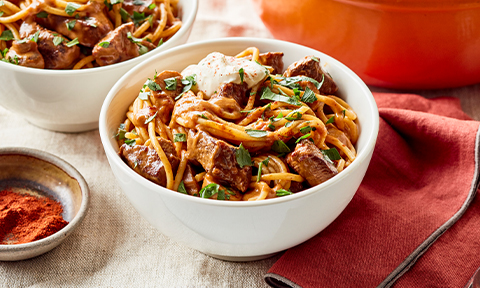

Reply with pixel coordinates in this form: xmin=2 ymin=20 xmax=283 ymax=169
xmin=99 ymin=37 xmax=380 ymax=208
xmin=0 ymin=0 xmax=198 ymax=75
xmin=0 ymin=147 xmax=90 ymax=251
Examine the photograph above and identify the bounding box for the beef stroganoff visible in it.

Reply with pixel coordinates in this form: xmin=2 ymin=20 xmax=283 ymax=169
xmin=116 ymin=47 xmax=359 ymax=201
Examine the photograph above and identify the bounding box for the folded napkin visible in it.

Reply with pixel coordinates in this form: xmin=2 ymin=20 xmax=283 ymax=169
xmin=265 ymin=93 xmax=480 ymax=288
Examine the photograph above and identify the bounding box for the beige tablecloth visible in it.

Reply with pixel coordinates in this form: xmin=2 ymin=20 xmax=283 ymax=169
xmin=0 ymin=1 xmax=279 ymax=287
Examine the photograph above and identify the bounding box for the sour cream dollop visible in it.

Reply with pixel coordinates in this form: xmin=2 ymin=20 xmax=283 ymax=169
xmin=181 ymin=52 xmax=267 ymax=97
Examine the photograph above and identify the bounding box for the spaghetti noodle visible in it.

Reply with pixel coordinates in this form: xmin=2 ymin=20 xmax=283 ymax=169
xmin=116 ymin=48 xmax=359 ymax=201
xmin=0 ymin=0 xmax=182 ymax=69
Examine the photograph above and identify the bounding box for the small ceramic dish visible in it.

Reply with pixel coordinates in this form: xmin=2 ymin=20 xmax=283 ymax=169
xmin=0 ymin=147 xmax=89 ymax=261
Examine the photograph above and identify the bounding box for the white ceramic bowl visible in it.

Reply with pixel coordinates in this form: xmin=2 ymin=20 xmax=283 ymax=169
xmin=99 ymin=38 xmax=379 ymax=261
xmin=0 ymin=147 xmax=89 ymax=261
xmin=0 ymin=0 xmax=198 ymax=133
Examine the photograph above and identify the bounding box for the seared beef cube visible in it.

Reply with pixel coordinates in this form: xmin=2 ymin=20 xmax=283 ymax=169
xmin=182 ymin=164 xmax=200 ymax=196
xmin=122 ymin=0 xmax=155 ymax=16
xmin=187 ymin=130 xmax=252 ymax=192
xmin=19 ymin=20 xmax=80 ymax=69
xmin=5 ymin=40 xmax=45 ymax=69
xmin=119 ymin=139 xmax=180 ymax=187
xmin=288 ymin=181 xmax=305 ymax=193
xmin=286 ymin=139 xmax=338 ymax=187
xmin=149 ymin=70 xmax=183 ymax=123
xmin=259 ymin=52 xmax=284 ymax=75
xmin=92 ymin=23 xmax=139 ymax=66
xmin=283 ymin=56 xmax=338 ymax=95
xmin=36 ymin=2 xmax=113 ymax=48
xmin=210 ymin=82 xmax=248 ymax=106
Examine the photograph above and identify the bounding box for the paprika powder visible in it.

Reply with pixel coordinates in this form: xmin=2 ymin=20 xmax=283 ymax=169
xmin=0 ymin=188 xmax=69 ymax=245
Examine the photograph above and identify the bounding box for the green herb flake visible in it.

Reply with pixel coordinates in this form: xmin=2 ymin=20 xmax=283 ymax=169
xmin=285 ymin=121 xmax=293 ymax=128
xmin=216 ymin=189 xmax=225 ymax=200
xmin=119 ymin=8 xmax=130 ymax=21
xmin=116 ymin=123 xmax=127 ymax=140
xmin=164 ymin=77 xmax=177 ymax=91
xmin=199 ymin=183 xmax=220 ymax=199
xmin=311 ymin=56 xmax=320 ymax=62
xmin=262 ymin=156 xmax=270 ymax=166
xmin=65 ymin=2 xmax=81 ymax=16
xmin=199 ymin=114 xmax=208 ymax=119
xmin=127 ymin=32 xmax=143 ymax=43
xmin=30 ymin=31 xmax=40 ymax=43
xmin=268 ymin=124 xmax=275 ymax=130
xmin=239 ymin=67 xmax=244 ymax=84
xmin=235 ymin=143 xmax=252 ymax=168
xmin=66 ymin=38 xmax=79 ymax=47
xmin=326 ymin=116 xmax=335 ymax=125
xmin=0 ymin=30 xmax=14 ymax=41
xmin=66 ymin=19 xmax=76 ymax=30
xmin=148 ymin=3 xmax=156 ymax=9
xmin=301 ymin=87 xmax=317 ymax=103
xmin=138 ymin=44 xmax=149 ymax=55
xmin=285 ymin=111 xmax=302 ymax=121
xmin=257 ymin=162 xmax=263 ymax=182
xmin=53 ymin=36 xmax=63 ymax=46
xmin=144 ymin=111 xmax=157 ymax=124
xmin=260 ymin=87 xmax=301 ymax=106
xmin=177 ymin=181 xmax=187 ymax=194
xmin=98 ymin=41 xmax=110 ymax=48
xmin=342 ymin=109 xmax=346 ymax=118
xmin=271 ymin=140 xmax=291 ymax=153
xmin=245 ymin=129 xmax=268 ymax=138
xmin=173 ymin=133 xmax=186 ymax=143
xmin=321 ymin=147 xmax=342 ymax=161
xmin=36 ymin=11 xmax=48 ymax=18
xmin=276 ymin=189 xmax=293 ymax=197
xmin=124 ymin=138 xmax=136 ymax=146
xmin=295 ymin=133 xmax=311 ymax=143
xmin=299 ymin=126 xmax=312 ymax=134
xmin=240 ymin=108 xmax=256 ymax=114
xmin=145 ymin=78 xmax=161 ymax=91
xmin=176 ymin=74 xmax=196 ymax=100
xmin=132 ymin=0 xmax=144 ymax=5
xmin=132 ymin=11 xmax=146 ymax=26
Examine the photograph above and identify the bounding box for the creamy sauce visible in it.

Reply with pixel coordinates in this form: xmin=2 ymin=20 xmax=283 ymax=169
xmin=181 ymin=52 xmax=267 ymax=97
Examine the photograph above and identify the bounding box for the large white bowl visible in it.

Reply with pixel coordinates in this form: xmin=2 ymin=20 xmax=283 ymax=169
xmin=99 ymin=38 xmax=379 ymax=261
xmin=0 ymin=0 xmax=198 ymax=133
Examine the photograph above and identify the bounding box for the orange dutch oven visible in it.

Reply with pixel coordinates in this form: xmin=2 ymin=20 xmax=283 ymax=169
xmin=252 ymin=0 xmax=480 ymax=89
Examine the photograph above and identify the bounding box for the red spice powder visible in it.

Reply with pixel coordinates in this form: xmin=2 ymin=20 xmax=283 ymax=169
xmin=0 ymin=189 xmax=69 ymax=245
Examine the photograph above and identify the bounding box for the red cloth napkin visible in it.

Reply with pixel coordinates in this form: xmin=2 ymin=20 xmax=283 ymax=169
xmin=265 ymin=92 xmax=480 ymax=288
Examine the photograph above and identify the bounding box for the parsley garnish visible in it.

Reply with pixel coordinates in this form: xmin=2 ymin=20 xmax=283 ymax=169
xmin=173 ymin=133 xmax=186 ymax=143
xmin=66 ymin=19 xmax=76 ymax=30
xmin=53 ymin=36 xmax=63 ymax=46
xmin=66 ymin=38 xmax=79 ymax=47
xmin=216 ymin=189 xmax=225 ymax=200
xmin=119 ymin=8 xmax=130 ymax=21
xmin=245 ymin=129 xmax=268 ymax=138
xmin=296 ymin=133 xmax=311 ymax=143
xmin=240 ymin=108 xmax=256 ymax=114
xmin=311 ymin=56 xmax=319 ymax=62
xmin=276 ymin=189 xmax=293 ymax=197
xmin=148 ymin=3 xmax=156 ymax=9
xmin=132 ymin=0 xmax=143 ymax=5
xmin=278 ymin=75 xmax=323 ymax=90
xmin=124 ymin=138 xmax=136 ymax=146
xmin=145 ymin=78 xmax=161 ymax=91
xmin=144 ymin=112 xmax=157 ymax=124
xmin=116 ymin=123 xmax=127 ymax=140
xmin=342 ymin=109 xmax=346 ymax=118
xmin=299 ymin=126 xmax=312 ymax=134
xmin=271 ymin=140 xmax=290 ymax=153
xmin=285 ymin=111 xmax=302 ymax=121
xmin=257 ymin=162 xmax=263 ymax=182
xmin=200 ymin=183 xmax=220 ymax=198
xmin=176 ymin=74 xmax=196 ymax=100
xmin=260 ymin=87 xmax=301 ymax=106
xmin=239 ymin=68 xmax=244 ymax=84
xmin=127 ymin=32 xmax=143 ymax=43
xmin=132 ymin=11 xmax=146 ymax=26
xmin=321 ymin=147 xmax=342 ymax=161
xmin=65 ymin=2 xmax=81 ymax=16
xmin=98 ymin=41 xmax=110 ymax=48
xmin=138 ymin=44 xmax=148 ymax=55
xmin=326 ymin=116 xmax=335 ymax=124
xmin=30 ymin=31 xmax=40 ymax=43
xmin=268 ymin=124 xmax=275 ymax=130
xmin=0 ymin=30 xmax=13 ymax=41
xmin=235 ymin=143 xmax=252 ymax=168
xmin=177 ymin=181 xmax=187 ymax=194
xmin=262 ymin=156 xmax=270 ymax=166
xmin=36 ymin=11 xmax=48 ymax=18
xmin=301 ymin=87 xmax=317 ymax=103
xmin=164 ymin=77 xmax=177 ymax=91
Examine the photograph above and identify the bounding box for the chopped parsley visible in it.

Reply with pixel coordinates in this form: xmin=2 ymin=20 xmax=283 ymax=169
xmin=276 ymin=189 xmax=293 ymax=197
xmin=98 ymin=41 xmax=110 ymax=48
xmin=65 ymin=2 xmax=81 ymax=16
xmin=200 ymin=183 xmax=220 ymax=199
xmin=245 ymin=129 xmax=268 ymax=138
xmin=301 ymin=87 xmax=317 ymax=103
xmin=321 ymin=147 xmax=342 ymax=161
xmin=0 ymin=30 xmax=14 ymax=41
xmin=295 ymin=133 xmax=311 ymax=143
xmin=177 ymin=181 xmax=187 ymax=194
xmin=199 ymin=114 xmax=208 ymax=119
xmin=36 ymin=11 xmax=49 ymax=18
xmin=260 ymin=87 xmax=301 ymax=106
xmin=53 ymin=36 xmax=64 ymax=46
xmin=144 ymin=111 xmax=157 ymax=124
xmin=325 ymin=116 xmax=335 ymax=124
xmin=216 ymin=189 xmax=225 ymax=200
xmin=271 ymin=140 xmax=290 ymax=153
xmin=173 ymin=133 xmax=186 ymax=143
xmin=132 ymin=11 xmax=146 ymax=26
xmin=127 ymin=32 xmax=143 ymax=43
xmin=235 ymin=143 xmax=252 ymax=168
xmin=299 ymin=126 xmax=312 ymax=134
xmin=124 ymin=138 xmax=136 ymax=146
xmin=119 ymin=8 xmax=130 ymax=21
xmin=116 ymin=123 xmax=127 ymax=140
xmin=164 ymin=77 xmax=177 ymax=90
xmin=311 ymin=56 xmax=320 ymax=62
xmin=239 ymin=68 xmax=244 ymax=84
xmin=176 ymin=74 xmax=196 ymax=100
xmin=132 ymin=0 xmax=144 ymax=5
xmin=257 ymin=162 xmax=263 ymax=182
xmin=65 ymin=38 xmax=79 ymax=47
xmin=262 ymin=156 xmax=270 ymax=166
xmin=138 ymin=44 xmax=149 ymax=55
xmin=148 ymin=3 xmax=156 ymax=9
xmin=285 ymin=111 xmax=302 ymax=121
xmin=66 ymin=19 xmax=76 ymax=30
xmin=145 ymin=78 xmax=161 ymax=91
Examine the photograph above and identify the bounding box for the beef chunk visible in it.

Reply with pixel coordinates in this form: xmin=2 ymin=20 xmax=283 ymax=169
xmin=182 ymin=164 xmax=200 ymax=196
xmin=19 ymin=20 xmax=80 ymax=69
xmin=286 ymin=139 xmax=338 ymax=187
xmin=210 ymin=82 xmax=248 ymax=106
xmin=36 ymin=2 xmax=113 ymax=48
xmin=122 ymin=0 xmax=155 ymax=16
xmin=259 ymin=52 xmax=284 ymax=75
xmin=187 ymin=130 xmax=252 ymax=192
xmin=5 ymin=40 xmax=45 ymax=69
xmin=283 ymin=56 xmax=338 ymax=95
xmin=119 ymin=139 xmax=180 ymax=187
xmin=92 ymin=23 xmax=139 ymax=66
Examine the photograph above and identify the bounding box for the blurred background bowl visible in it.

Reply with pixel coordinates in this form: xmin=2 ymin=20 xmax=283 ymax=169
xmin=0 ymin=0 xmax=198 ymax=133
xmin=0 ymin=147 xmax=89 ymax=261
xmin=99 ymin=37 xmax=379 ymax=261
xmin=252 ymin=0 xmax=480 ymax=89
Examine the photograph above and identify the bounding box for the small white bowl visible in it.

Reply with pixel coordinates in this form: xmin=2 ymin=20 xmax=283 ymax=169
xmin=0 ymin=0 xmax=198 ymax=133
xmin=0 ymin=147 xmax=89 ymax=261
xmin=99 ymin=38 xmax=379 ymax=261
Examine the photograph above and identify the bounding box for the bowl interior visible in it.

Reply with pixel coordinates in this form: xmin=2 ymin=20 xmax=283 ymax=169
xmin=100 ymin=37 xmax=379 ymax=204
xmin=0 ymin=148 xmax=89 ymax=260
